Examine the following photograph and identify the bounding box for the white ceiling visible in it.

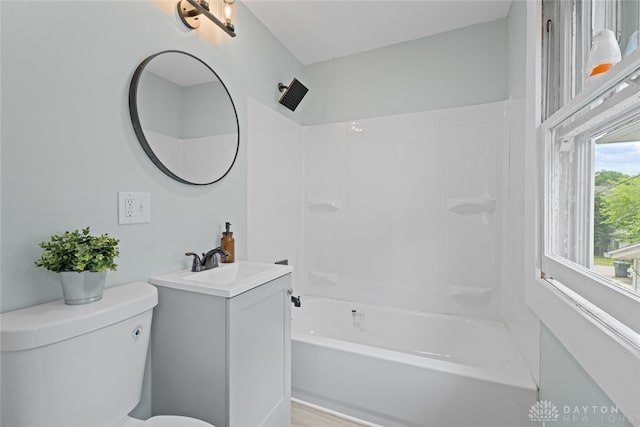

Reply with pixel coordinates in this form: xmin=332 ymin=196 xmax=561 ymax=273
xmin=243 ymin=0 xmax=513 ymax=65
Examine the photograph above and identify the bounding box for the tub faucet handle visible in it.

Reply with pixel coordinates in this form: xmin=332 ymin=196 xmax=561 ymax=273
xmin=287 ymin=288 xmax=301 ymax=307
xmin=291 ymin=295 xmax=301 ymax=308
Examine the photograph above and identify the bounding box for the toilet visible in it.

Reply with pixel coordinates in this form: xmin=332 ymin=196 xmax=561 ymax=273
xmin=0 ymin=281 xmax=214 ymax=427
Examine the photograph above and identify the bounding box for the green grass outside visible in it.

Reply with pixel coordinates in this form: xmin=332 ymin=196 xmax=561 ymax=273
xmin=594 ymin=256 xmax=615 ymax=266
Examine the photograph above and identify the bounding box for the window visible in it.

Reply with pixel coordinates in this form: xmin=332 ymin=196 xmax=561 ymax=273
xmin=545 ymin=75 xmax=640 ymax=294
xmin=543 ymin=0 xmax=640 ymax=118
xmin=541 ymin=0 xmax=640 ymax=336
xmin=536 ymin=3 xmax=640 ymax=419
xmin=594 ymin=127 xmax=640 ymax=293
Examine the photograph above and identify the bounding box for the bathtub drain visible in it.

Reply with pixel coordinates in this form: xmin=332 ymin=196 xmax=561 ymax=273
xmin=351 ymin=309 xmax=366 ymax=331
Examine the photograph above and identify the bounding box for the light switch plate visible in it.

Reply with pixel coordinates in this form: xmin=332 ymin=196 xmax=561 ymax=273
xmin=118 ymin=192 xmax=151 ymax=224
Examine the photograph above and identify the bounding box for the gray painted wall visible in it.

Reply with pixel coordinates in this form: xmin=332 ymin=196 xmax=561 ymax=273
xmin=508 ymin=0 xmax=527 ymax=99
xmin=1 ymin=0 xmax=302 ymax=314
xmin=138 ymin=70 xmax=237 ymax=138
xmin=10 ymin=0 xmax=610 ymax=424
xmin=138 ymin=71 xmax=183 ymax=138
xmin=1 ymin=2 xmax=302 ymax=417
xmin=182 ymin=81 xmax=237 ymax=137
xmin=539 ymin=325 xmax=634 ymax=426
xmin=299 ymin=18 xmax=508 ymax=125
xmin=0 ymin=3 xmax=512 ymax=313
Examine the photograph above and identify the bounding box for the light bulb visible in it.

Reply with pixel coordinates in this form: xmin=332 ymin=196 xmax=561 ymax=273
xmin=223 ymin=0 xmax=234 ymax=26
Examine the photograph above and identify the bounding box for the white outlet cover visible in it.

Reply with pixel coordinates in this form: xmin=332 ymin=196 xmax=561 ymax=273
xmin=118 ymin=192 xmax=151 ymax=224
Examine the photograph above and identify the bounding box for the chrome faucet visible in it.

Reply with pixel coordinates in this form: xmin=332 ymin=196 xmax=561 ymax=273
xmin=185 ymin=247 xmax=229 ymax=272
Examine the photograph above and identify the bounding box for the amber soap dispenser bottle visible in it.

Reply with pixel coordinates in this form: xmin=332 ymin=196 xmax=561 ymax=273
xmin=221 ymin=222 xmax=235 ymax=263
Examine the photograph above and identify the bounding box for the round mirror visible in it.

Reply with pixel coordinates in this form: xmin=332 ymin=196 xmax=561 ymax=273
xmin=129 ymin=51 xmax=239 ymax=185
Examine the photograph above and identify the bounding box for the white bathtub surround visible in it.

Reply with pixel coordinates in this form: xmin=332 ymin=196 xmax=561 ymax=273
xmin=303 ymin=102 xmax=506 ymax=321
xmin=501 ymin=96 xmax=540 ymax=382
xmin=292 ymin=297 xmax=536 ymax=427
xmin=246 ymin=100 xmax=539 ymax=425
xmin=247 ymin=98 xmax=304 ymax=292
xmin=145 ymin=130 xmax=237 ymax=184
xmin=247 ymin=100 xmax=508 ymax=320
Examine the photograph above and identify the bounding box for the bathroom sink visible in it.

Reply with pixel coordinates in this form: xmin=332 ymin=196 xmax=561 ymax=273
xmin=183 ymin=263 xmax=241 ymax=284
xmin=149 ymin=261 xmax=293 ymax=298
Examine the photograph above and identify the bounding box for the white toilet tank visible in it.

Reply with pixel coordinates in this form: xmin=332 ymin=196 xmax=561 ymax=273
xmin=1 ymin=282 xmax=158 ymax=427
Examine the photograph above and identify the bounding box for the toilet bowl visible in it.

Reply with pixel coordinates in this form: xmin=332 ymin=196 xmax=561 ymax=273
xmin=0 ymin=282 xmax=214 ymax=427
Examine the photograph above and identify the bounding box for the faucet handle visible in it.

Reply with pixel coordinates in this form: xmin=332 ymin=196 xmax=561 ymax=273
xmin=185 ymin=252 xmax=203 ymax=272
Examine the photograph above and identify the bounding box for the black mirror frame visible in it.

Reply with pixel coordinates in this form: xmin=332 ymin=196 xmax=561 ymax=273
xmin=129 ymin=50 xmax=240 ymax=185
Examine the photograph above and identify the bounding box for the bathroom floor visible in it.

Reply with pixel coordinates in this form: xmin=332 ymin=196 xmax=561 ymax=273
xmin=291 ymin=402 xmax=367 ymax=427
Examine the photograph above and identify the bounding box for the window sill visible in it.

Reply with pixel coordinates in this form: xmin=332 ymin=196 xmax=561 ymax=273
xmin=526 ymin=277 xmax=640 ymax=425
xmin=541 ymin=255 xmax=640 ymax=334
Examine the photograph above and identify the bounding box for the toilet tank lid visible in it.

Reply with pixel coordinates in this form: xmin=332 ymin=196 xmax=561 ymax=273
xmin=1 ymin=282 xmax=158 ymax=352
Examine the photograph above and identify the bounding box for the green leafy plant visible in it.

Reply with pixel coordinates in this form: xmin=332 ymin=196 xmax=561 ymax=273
xmin=35 ymin=227 xmax=119 ymax=273
xmin=602 ymin=175 xmax=640 ymax=244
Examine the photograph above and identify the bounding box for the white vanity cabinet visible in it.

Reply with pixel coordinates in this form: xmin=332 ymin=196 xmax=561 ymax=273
xmin=150 ymin=263 xmax=292 ymax=427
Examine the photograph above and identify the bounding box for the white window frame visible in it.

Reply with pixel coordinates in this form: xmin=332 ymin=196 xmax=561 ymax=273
xmin=530 ymin=2 xmax=640 ymax=423
xmin=542 ymin=0 xmax=593 ymax=118
xmin=540 ymin=45 xmax=640 ymax=338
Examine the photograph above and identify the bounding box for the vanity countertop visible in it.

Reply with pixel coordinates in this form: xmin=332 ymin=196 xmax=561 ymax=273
xmin=149 ymin=261 xmax=293 ymax=298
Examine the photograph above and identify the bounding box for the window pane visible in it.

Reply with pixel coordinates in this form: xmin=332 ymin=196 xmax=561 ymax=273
xmin=546 ymin=71 xmax=640 ymax=295
xmin=547 ymin=131 xmax=592 ymax=267
xmin=617 ymin=0 xmax=640 ymax=58
xmin=594 ymin=131 xmax=640 ymax=293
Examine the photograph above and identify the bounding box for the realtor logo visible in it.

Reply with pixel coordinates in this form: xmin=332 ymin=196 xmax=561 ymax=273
xmin=529 ymin=400 xmax=560 ymax=426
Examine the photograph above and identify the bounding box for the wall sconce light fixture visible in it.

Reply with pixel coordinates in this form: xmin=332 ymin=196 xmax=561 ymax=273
xmin=177 ymin=0 xmax=236 ymax=37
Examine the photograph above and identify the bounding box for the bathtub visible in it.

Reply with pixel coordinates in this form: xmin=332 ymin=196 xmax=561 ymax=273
xmin=291 ymin=297 xmax=537 ymax=427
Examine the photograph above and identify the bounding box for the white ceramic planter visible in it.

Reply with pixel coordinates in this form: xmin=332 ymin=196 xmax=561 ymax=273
xmin=59 ymin=271 xmax=107 ymax=305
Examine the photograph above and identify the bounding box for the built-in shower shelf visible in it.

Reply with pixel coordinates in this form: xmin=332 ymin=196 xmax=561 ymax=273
xmin=307 ymin=200 xmax=342 ymax=212
xmin=308 ymin=270 xmax=339 ymax=285
xmin=447 ymin=198 xmax=496 ymax=215
xmin=449 ymin=286 xmax=493 ymax=297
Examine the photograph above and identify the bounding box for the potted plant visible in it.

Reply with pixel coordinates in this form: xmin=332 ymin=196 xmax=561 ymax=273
xmin=35 ymin=227 xmax=119 ymax=305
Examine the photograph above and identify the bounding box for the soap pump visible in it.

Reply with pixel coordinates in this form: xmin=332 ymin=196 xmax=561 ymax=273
xmin=221 ymin=222 xmax=235 ymax=263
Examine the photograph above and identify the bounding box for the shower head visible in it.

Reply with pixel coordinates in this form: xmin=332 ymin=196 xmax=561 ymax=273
xmin=278 ymin=78 xmax=308 ymax=111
